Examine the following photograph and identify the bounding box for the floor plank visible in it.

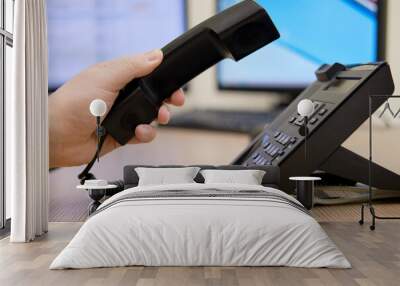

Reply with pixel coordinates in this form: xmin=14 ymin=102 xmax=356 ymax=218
xmin=1 ymin=221 xmax=400 ymax=286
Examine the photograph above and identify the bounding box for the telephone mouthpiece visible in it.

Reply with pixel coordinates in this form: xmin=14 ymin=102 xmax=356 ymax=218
xmin=297 ymin=99 xmax=314 ymax=117
xmin=90 ymin=99 xmax=107 ymax=117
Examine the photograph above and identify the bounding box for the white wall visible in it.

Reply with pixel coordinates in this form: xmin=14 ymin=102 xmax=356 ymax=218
xmin=181 ymin=0 xmax=400 ymax=112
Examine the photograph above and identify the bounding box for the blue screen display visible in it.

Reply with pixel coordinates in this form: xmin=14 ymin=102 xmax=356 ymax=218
xmin=218 ymin=0 xmax=379 ymax=90
xmin=47 ymin=0 xmax=186 ymax=90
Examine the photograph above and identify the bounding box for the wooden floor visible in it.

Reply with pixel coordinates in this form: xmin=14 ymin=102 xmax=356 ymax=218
xmin=1 ymin=220 xmax=400 ymax=286
xmin=14 ymin=126 xmax=396 ymax=285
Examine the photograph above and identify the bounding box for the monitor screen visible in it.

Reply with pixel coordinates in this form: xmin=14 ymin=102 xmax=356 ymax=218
xmin=217 ymin=0 xmax=381 ymax=91
xmin=47 ymin=0 xmax=186 ymax=90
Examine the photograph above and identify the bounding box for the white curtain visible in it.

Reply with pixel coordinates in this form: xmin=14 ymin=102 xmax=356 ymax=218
xmin=8 ymin=0 xmax=49 ymax=242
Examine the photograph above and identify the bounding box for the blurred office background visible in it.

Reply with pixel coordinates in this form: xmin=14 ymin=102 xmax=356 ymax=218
xmin=47 ymin=0 xmax=400 ymax=109
xmin=46 ymin=0 xmax=400 ymax=221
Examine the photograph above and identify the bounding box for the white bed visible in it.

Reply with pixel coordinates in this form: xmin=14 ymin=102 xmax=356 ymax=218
xmin=50 ymin=183 xmax=351 ymax=269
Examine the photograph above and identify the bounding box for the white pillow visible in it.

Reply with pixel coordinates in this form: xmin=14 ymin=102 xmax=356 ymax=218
xmin=135 ymin=167 xmax=201 ymax=186
xmin=200 ymin=169 xmax=266 ymax=185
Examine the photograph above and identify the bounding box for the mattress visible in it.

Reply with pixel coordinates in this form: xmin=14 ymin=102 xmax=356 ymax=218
xmin=50 ymin=183 xmax=351 ymax=269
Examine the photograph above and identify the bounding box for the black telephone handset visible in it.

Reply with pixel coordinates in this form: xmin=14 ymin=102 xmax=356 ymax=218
xmin=79 ymin=0 xmax=279 ymax=183
xmin=101 ymin=0 xmax=280 ymax=145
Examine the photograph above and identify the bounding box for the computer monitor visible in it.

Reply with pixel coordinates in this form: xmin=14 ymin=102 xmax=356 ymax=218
xmin=217 ymin=0 xmax=384 ymax=93
xmin=47 ymin=0 xmax=187 ymax=91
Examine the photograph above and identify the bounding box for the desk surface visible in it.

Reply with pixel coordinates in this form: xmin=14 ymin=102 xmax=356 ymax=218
xmin=49 ymin=125 xmax=400 ymax=221
xmin=49 ymin=128 xmax=251 ymax=221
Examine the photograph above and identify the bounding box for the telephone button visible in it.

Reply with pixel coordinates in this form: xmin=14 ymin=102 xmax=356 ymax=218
xmin=319 ymin=108 xmax=328 ymax=116
xmin=265 ymin=145 xmax=274 ymax=153
xmin=263 ymin=142 xmax=271 ymax=149
xmin=295 ymin=117 xmax=305 ymax=126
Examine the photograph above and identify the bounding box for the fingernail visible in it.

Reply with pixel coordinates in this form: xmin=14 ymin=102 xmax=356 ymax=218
xmin=138 ymin=125 xmax=152 ymax=138
xmin=147 ymin=49 xmax=163 ymax=62
xmin=141 ymin=125 xmax=152 ymax=133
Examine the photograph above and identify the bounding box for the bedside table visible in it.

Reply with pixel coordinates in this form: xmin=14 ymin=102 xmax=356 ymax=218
xmin=289 ymin=177 xmax=321 ymax=210
xmin=77 ymin=184 xmax=117 ymax=215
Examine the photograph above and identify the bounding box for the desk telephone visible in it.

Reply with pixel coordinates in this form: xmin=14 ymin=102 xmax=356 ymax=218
xmin=79 ymin=0 xmax=400 ymax=193
xmin=234 ymin=62 xmax=400 ymax=192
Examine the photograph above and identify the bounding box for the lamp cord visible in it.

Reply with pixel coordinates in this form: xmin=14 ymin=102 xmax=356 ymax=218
xmin=78 ymin=133 xmax=108 ymax=185
xmin=304 ymin=116 xmax=308 ymax=169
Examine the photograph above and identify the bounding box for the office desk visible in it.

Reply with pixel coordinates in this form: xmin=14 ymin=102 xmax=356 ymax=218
xmin=49 ymin=124 xmax=400 ymax=221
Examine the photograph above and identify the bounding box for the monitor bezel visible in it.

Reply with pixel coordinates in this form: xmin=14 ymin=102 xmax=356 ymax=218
xmin=216 ymin=0 xmax=387 ymax=94
xmin=48 ymin=0 xmax=189 ymax=93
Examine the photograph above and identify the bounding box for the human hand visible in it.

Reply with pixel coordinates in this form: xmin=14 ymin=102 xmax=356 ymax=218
xmin=49 ymin=50 xmax=184 ymax=168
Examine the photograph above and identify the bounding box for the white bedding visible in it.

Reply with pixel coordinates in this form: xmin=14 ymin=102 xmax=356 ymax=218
xmin=50 ymin=183 xmax=351 ymax=269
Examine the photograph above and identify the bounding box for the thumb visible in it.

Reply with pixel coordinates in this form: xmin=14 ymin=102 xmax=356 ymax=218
xmin=90 ymin=49 xmax=163 ymax=92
